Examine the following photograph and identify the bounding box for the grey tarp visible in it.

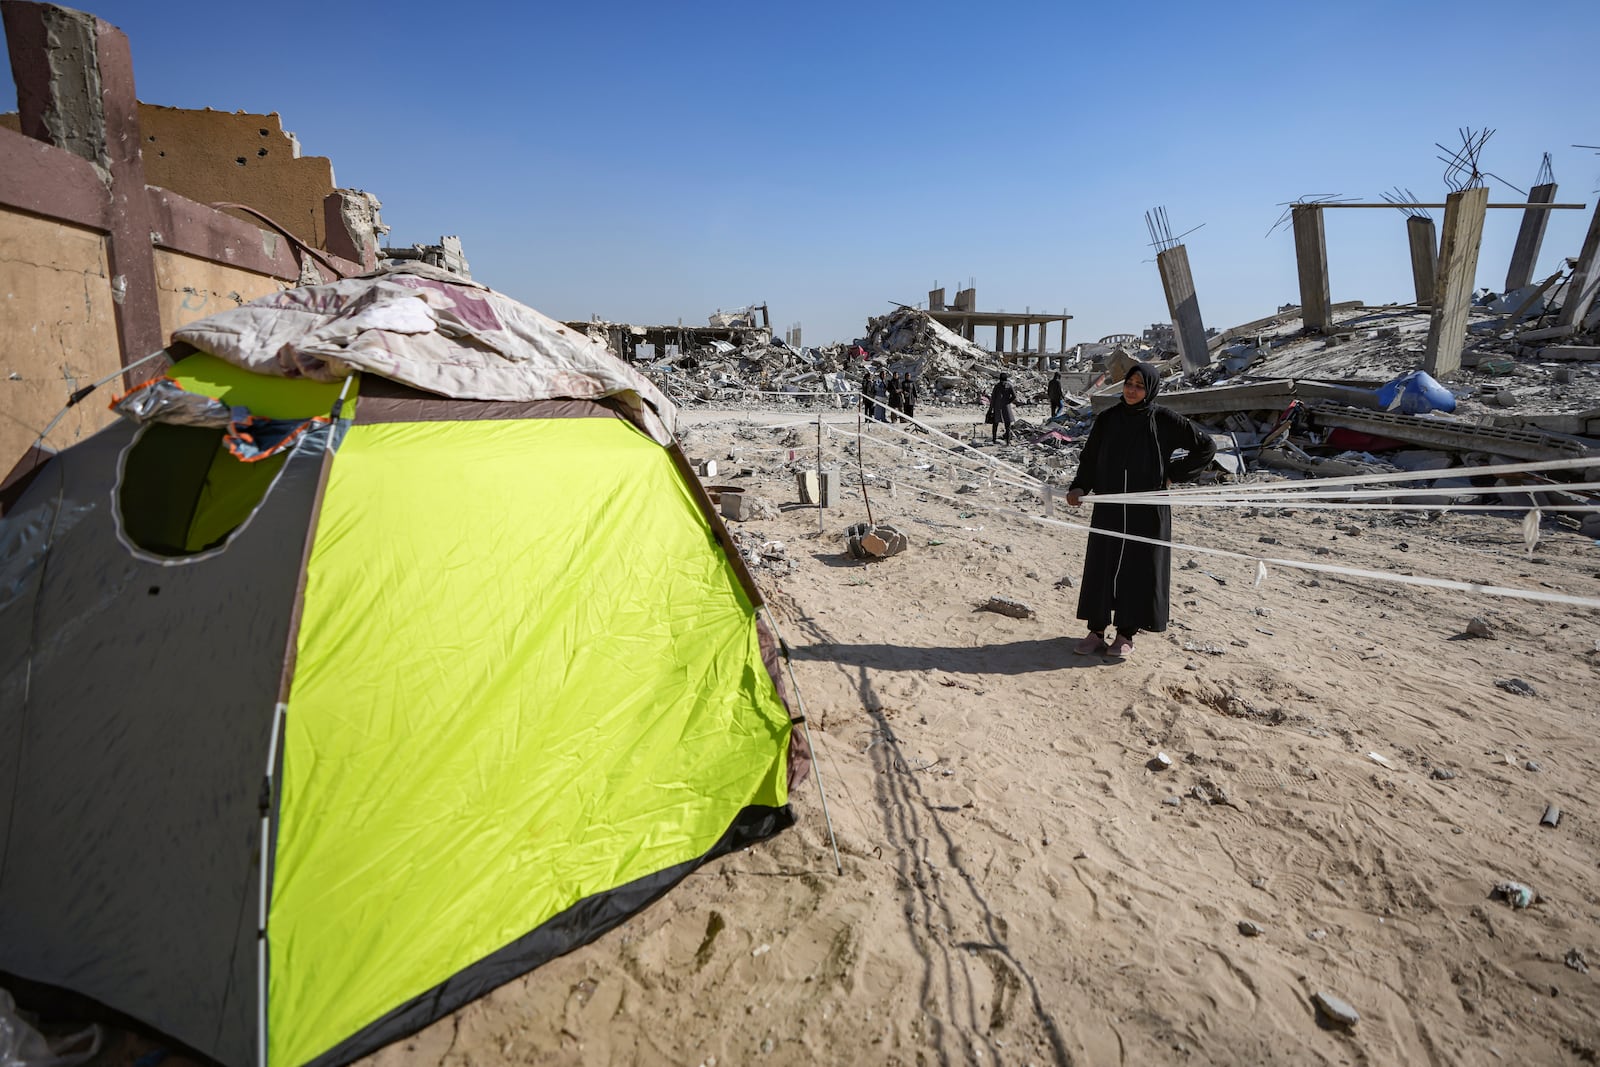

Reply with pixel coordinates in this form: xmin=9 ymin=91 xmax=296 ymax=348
xmin=0 ymin=420 xmax=332 ymax=1065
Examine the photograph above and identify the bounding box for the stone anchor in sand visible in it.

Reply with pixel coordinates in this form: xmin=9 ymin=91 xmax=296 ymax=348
xmin=845 ymin=521 xmax=908 ymax=560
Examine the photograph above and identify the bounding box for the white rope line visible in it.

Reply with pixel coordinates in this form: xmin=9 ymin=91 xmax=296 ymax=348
xmin=1002 ymin=509 xmax=1600 ymax=611
xmin=823 ymin=423 xmax=1044 ymax=497
xmin=1116 ymin=455 xmax=1599 ymax=503
xmin=817 ymin=433 xmax=1600 ymax=610
xmin=823 ymin=409 xmax=1046 ymax=487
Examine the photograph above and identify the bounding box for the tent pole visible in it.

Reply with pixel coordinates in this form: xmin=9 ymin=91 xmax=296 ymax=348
xmin=761 ymin=606 xmax=844 ymax=876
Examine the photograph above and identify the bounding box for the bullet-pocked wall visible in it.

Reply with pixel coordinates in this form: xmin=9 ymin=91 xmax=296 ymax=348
xmin=138 ymin=105 xmax=337 ymax=252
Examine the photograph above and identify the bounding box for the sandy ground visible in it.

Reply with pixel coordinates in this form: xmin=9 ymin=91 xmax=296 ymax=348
xmin=348 ymin=402 xmax=1600 ymax=1067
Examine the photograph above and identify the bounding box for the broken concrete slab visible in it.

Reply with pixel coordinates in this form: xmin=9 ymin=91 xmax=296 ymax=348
xmin=1539 ymin=346 xmax=1600 ymax=362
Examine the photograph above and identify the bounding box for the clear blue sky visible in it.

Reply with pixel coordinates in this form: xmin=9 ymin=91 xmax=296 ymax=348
xmin=5 ymin=0 xmax=1597 ymax=346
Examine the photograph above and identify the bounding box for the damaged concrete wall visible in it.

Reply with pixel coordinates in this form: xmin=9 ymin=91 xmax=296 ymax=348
xmin=153 ymin=249 xmax=287 ymax=335
xmin=137 ymin=105 xmax=336 ymax=250
xmin=1 ymin=205 xmax=291 ymax=465
xmin=0 ymin=209 xmax=122 ymax=463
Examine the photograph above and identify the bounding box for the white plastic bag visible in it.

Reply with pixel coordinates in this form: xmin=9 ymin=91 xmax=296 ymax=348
xmin=0 ymin=990 xmax=101 ymax=1067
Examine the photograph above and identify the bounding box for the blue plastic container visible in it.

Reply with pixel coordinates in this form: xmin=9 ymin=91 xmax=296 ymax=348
xmin=1375 ymin=370 xmax=1456 ymax=414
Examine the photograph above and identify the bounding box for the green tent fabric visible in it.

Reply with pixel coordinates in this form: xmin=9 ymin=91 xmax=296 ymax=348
xmin=0 ymin=346 xmax=799 ymax=1067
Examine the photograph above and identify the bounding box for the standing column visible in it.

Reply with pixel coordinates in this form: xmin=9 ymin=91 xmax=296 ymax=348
xmin=1505 ymin=183 xmax=1557 ymax=293
xmin=4 ymin=1 xmax=162 ymax=388
xmin=1156 ymin=243 xmax=1211 ymax=372
xmin=1009 ymin=323 xmax=1019 ymax=354
xmin=1406 ymin=216 xmax=1438 ymax=305
xmin=1292 ymin=205 xmax=1332 ymax=333
xmin=1424 ymin=186 xmax=1490 ymax=376
xmin=1557 ymin=199 xmax=1600 ymax=329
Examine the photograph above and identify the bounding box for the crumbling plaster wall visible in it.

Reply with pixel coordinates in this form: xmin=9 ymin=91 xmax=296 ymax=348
xmin=137 ymin=104 xmax=335 ymax=250
xmin=153 ymin=248 xmax=286 ymax=335
xmin=1 ymin=205 xmax=289 ymax=467
xmin=0 ymin=207 xmax=121 ymax=464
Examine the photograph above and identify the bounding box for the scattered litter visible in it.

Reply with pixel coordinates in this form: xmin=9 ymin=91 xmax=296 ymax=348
xmin=1491 ymin=880 xmax=1537 ymax=908
xmin=1238 ymin=920 xmax=1263 ymax=937
xmin=1367 ymin=752 xmax=1392 ymax=767
xmin=1494 ymin=678 xmax=1537 ymax=698
xmin=1148 ymin=752 xmax=1172 ymax=771
xmin=1566 ymin=948 xmax=1590 ymax=974
xmin=752 ymin=943 xmax=770 ymax=957
xmin=1540 ymin=804 xmax=1561 ymax=828
xmin=1429 ymin=767 xmax=1457 ymax=781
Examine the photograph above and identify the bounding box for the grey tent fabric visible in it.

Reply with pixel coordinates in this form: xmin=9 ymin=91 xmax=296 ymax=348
xmin=0 ymin=421 xmax=332 ymax=1066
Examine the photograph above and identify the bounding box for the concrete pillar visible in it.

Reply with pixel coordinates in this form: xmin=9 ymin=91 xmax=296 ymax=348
xmin=4 ymin=1 xmax=163 ymax=387
xmin=1292 ymin=205 xmax=1332 ymax=333
xmin=1505 ymin=183 xmax=1557 ymax=293
xmin=1406 ymin=216 xmax=1438 ymax=305
xmin=928 ymin=287 xmax=945 ymax=310
xmin=1424 ymin=186 xmax=1490 ymax=376
xmin=995 ymin=320 xmax=1005 ymax=353
xmin=1558 ymin=199 xmax=1600 ymax=329
xmin=1009 ymin=323 xmax=1019 ymax=353
xmin=1155 ymin=243 xmax=1210 ymax=372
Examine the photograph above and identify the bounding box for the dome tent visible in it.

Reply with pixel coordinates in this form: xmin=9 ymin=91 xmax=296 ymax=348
xmin=0 ymin=266 xmax=805 ymax=1067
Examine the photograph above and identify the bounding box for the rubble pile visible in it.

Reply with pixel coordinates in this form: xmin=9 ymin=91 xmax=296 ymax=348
xmin=615 ymin=306 xmax=1127 ymax=409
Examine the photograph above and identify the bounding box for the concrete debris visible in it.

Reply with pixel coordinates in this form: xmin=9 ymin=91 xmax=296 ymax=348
xmin=1311 ymin=992 xmax=1360 ymax=1028
xmin=610 ymin=298 xmax=1598 ymax=533
xmin=1464 ymin=617 xmax=1495 ymax=639
xmin=1566 ymin=948 xmax=1590 ymax=974
xmin=1494 ymin=678 xmax=1538 ymax=698
xmin=977 ymin=596 xmax=1035 ymax=620
xmin=721 ymin=490 xmax=776 ymax=522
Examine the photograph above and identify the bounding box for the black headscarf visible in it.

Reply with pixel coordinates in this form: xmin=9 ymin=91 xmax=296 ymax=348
xmin=1125 ymin=362 xmax=1160 ymax=408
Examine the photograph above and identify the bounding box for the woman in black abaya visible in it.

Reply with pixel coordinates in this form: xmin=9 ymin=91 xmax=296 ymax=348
xmin=1064 ymin=363 xmax=1215 ymax=658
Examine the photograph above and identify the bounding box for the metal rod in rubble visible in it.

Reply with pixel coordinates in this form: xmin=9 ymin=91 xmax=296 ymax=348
xmin=816 ymin=408 xmax=824 ymax=535
xmin=855 ymin=398 xmax=875 ymax=528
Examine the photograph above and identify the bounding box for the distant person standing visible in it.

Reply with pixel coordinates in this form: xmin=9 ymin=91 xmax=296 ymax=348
xmin=886 ymin=373 xmax=904 ymax=422
xmin=1048 ymin=371 xmax=1064 ymax=419
xmin=987 ymin=374 xmax=1016 ymax=444
xmin=901 ymin=373 xmax=917 ymax=423
xmin=873 ymin=372 xmax=888 ymax=422
xmin=860 ymin=372 xmax=874 ymax=420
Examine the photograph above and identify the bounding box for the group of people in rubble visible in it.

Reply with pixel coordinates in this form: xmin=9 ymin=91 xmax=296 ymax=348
xmin=859 ymin=370 xmax=918 ymax=424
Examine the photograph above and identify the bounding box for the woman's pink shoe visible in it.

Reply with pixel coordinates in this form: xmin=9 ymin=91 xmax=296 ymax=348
xmin=1073 ymin=633 xmax=1108 ymax=655
xmin=1106 ymin=634 xmax=1134 ymax=658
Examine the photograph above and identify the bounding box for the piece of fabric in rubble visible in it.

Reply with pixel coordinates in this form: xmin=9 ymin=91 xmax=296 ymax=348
xmin=173 ymin=263 xmax=677 ymax=445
